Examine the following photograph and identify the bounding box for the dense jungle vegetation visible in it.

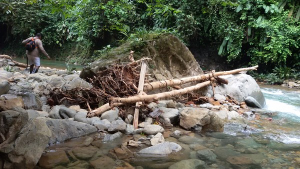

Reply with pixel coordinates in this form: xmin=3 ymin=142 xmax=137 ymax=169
xmin=0 ymin=0 xmax=299 ymax=81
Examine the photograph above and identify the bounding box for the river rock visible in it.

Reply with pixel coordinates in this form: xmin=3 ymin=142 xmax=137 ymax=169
xmin=0 ymin=80 xmax=10 ymax=95
xmin=143 ymin=125 xmax=164 ymax=135
xmin=206 ymin=74 xmax=266 ymax=107
xmin=125 ymin=124 xmax=135 ymax=134
xmin=178 ymin=136 xmax=201 ymax=144
xmin=27 ymin=73 xmax=48 ymax=82
xmin=202 ymin=112 xmax=224 ymax=132
xmin=101 ymin=108 xmax=119 ymax=122
xmin=72 ymin=146 xmax=98 ymax=160
xmin=47 ymin=75 xmax=65 ymax=88
xmin=168 ymin=159 xmax=206 ymax=169
xmin=214 ymin=146 xmax=240 ymax=160
xmin=102 ymin=132 xmax=123 ymax=142
xmin=89 ymin=156 xmax=115 ymax=169
xmin=21 ymin=93 xmax=42 ymax=110
xmin=27 ymin=109 xmax=40 ymax=119
xmin=245 ymin=96 xmax=262 ymax=108
xmin=197 ymin=149 xmax=217 ymax=162
xmin=159 ymin=107 xmax=179 ymax=125
xmin=125 ymin=114 xmax=133 ymax=124
xmin=74 ymin=111 xmax=89 ymax=123
xmin=38 ymin=151 xmax=70 ymax=169
xmin=45 ymin=119 xmax=97 ymax=145
xmin=179 ymin=107 xmax=210 ymax=130
xmin=227 ymin=111 xmax=240 ymax=120
xmin=108 ymin=119 xmax=127 ymax=132
xmin=212 ymin=109 xmax=228 ymax=120
xmin=93 ymin=119 xmax=111 ymax=131
xmin=138 ymin=142 xmax=182 ymax=156
xmin=0 ymin=97 xmax=24 ymax=111
xmin=63 ymin=77 xmax=92 ymax=90
xmin=1 ymin=116 xmax=51 ymax=169
xmin=150 ymin=133 xmax=165 ymax=145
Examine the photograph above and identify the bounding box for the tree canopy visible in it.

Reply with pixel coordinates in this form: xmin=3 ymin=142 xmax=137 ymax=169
xmin=0 ymin=0 xmax=299 ymax=70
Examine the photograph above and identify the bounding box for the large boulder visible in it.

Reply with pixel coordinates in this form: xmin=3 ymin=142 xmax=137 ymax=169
xmin=0 ymin=108 xmax=52 ymax=169
xmin=45 ymin=119 xmax=97 ymax=144
xmin=80 ymin=34 xmax=203 ymax=80
xmin=179 ymin=107 xmax=211 ymax=130
xmin=205 ymin=74 xmax=265 ymax=107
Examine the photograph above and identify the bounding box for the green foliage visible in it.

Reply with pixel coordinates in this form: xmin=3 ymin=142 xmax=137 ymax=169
xmin=0 ymin=0 xmax=299 ymax=69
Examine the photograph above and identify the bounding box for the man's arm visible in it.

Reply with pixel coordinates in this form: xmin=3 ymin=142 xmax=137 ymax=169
xmin=22 ymin=37 xmax=32 ymax=44
xmin=36 ymin=39 xmax=50 ymax=59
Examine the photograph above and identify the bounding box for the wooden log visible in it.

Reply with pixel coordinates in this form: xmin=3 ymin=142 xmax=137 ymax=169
xmin=111 ymin=81 xmax=211 ymax=104
xmin=143 ymin=65 xmax=258 ymax=91
xmin=133 ymin=60 xmax=147 ymax=129
xmin=0 ymin=55 xmax=27 ymax=68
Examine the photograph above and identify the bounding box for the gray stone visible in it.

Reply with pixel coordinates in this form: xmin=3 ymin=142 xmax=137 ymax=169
xmin=74 ymin=111 xmax=89 ymax=123
xmin=102 ymin=132 xmax=123 ymax=142
xmin=138 ymin=142 xmax=182 ymax=156
xmin=59 ymin=106 xmax=77 ymax=118
xmin=200 ymin=103 xmax=213 ymax=109
xmin=197 ymin=149 xmax=217 ymax=162
xmin=214 ymin=146 xmax=240 ymax=160
xmin=214 ymin=94 xmax=226 ymax=102
xmin=205 ymin=74 xmax=266 ymax=107
xmin=168 ymin=159 xmax=206 ymax=169
xmin=227 ymin=111 xmax=240 ymax=120
xmin=150 ymin=133 xmax=165 ymax=145
xmin=147 ymin=102 xmax=158 ymax=109
xmin=202 ymin=112 xmax=224 ymax=132
xmin=171 ymin=130 xmax=182 ymax=138
xmin=143 ymin=125 xmax=164 ymax=135
xmin=125 ymin=114 xmax=133 ymax=124
xmin=1 ymin=117 xmax=51 ymax=169
xmin=21 ymin=93 xmax=42 ymax=110
xmin=82 ymin=137 xmax=94 ymax=146
xmin=138 ymin=122 xmax=151 ymax=128
xmin=179 ymin=107 xmax=210 ymax=130
xmin=159 ymin=107 xmax=179 ymax=125
xmin=166 ymin=100 xmax=176 ymax=108
xmin=212 ymin=109 xmax=228 ymax=120
xmin=27 ymin=109 xmax=40 ymax=119
xmin=108 ymin=119 xmax=127 ymax=132
xmin=93 ymin=119 xmax=111 ymax=131
xmin=0 ymin=80 xmax=10 ymax=95
xmin=101 ymin=108 xmax=119 ymax=122
xmin=236 ymin=138 xmax=262 ymax=149
xmin=48 ymin=75 xmax=65 ymax=88
xmin=49 ymin=105 xmax=65 ymax=119
xmin=245 ymin=96 xmax=262 ymax=108
xmin=27 ymin=73 xmax=48 ymax=82
xmin=45 ymin=119 xmax=97 ymax=145
xmin=63 ymin=77 xmax=92 ymax=90
xmin=125 ymin=124 xmax=134 ymax=134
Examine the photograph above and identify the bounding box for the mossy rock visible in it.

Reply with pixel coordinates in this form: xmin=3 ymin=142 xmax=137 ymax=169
xmin=80 ymin=34 xmax=203 ymax=80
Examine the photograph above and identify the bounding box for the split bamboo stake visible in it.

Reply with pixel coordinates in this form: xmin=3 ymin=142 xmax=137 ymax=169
xmin=87 ymin=103 xmax=123 ymax=117
xmin=143 ymin=65 xmax=258 ymax=91
xmin=0 ymin=55 xmax=27 ymax=68
xmin=111 ymin=81 xmax=211 ymax=104
xmin=133 ymin=60 xmax=147 ymax=129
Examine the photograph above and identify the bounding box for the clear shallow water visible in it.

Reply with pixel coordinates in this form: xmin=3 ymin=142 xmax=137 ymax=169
xmin=14 ymin=57 xmax=83 ymax=70
xmin=38 ymin=86 xmax=300 ymax=168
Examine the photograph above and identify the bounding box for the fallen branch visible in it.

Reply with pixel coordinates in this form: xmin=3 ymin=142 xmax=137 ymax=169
xmin=111 ymin=81 xmax=211 ymax=104
xmin=143 ymin=65 xmax=258 ymax=91
xmin=87 ymin=103 xmax=123 ymax=117
xmin=0 ymin=55 xmax=27 ymax=68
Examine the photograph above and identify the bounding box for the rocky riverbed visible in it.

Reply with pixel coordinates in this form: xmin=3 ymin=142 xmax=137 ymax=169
xmin=1 ymin=56 xmax=300 ymax=169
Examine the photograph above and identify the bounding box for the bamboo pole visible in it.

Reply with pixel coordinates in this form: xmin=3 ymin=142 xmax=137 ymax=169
xmin=0 ymin=55 xmax=27 ymax=68
xmin=143 ymin=65 xmax=258 ymax=91
xmin=111 ymin=81 xmax=211 ymax=104
xmin=133 ymin=60 xmax=147 ymax=129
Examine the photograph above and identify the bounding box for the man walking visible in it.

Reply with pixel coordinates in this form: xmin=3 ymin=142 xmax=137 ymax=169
xmin=22 ymin=33 xmax=50 ymax=74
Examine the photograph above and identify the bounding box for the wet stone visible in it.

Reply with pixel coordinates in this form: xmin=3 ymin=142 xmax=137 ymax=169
xmin=72 ymin=146 xmax=98 ymax=160
xmin=38 ymin=151 xmax=70 ymax=169
xmin=197 ymin=149 xmax=217 ymax=163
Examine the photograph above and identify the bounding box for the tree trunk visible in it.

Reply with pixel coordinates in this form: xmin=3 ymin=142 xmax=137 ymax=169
xmin=143 ymin=65 xmax=258 ymax=91
xmin=0 ymin=55 xmax=27 ymax=68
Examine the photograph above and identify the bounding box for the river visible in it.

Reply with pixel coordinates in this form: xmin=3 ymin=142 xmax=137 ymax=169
xmin=38 ymin=83 xmax=300 ymax=168
xmin=14 ymin=57 xmax=83 ymax=70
